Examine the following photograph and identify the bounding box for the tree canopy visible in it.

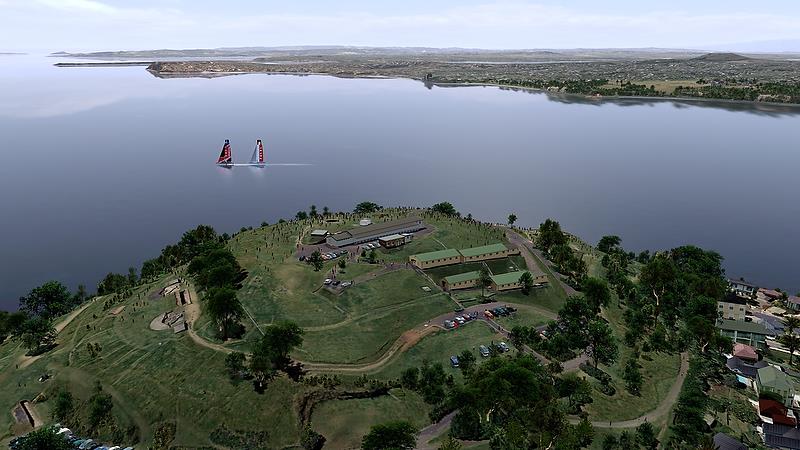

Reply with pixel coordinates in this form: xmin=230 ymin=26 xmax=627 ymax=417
xmin=430 ymin=202 xmax=459 ymax=217
xmin=354 ymin=201 xmax=382 ymax=214
xmin=361 ymin=421 xmax=418 ymax=450
xmin=19 ymin=280 xmax=72 ymax=319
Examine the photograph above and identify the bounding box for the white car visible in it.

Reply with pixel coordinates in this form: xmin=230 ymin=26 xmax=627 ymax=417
xmin=323 ymin=279 xmax=332 ymax=285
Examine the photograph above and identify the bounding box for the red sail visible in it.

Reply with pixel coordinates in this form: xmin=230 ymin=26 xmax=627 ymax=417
xmin=217 ymin=140 xmax=232 ymax=164
xmin=258 ymin=140 xmax=264 ymax=163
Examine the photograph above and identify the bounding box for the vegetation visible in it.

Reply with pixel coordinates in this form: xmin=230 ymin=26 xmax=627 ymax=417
xmin=14 ymin=427 xmax=73 ymax=450
xmin=361 ymin=421 xmax=418 ymax=450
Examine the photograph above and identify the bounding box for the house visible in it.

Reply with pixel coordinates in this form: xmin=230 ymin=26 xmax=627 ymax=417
xmin=764 ymin=423 xmax=800 ymax=449
xmin=733 ymin=343 xmax=758 ymax=362
xmin=459 ymin=243 xmax=520 ymax=263
xmin=713 ymin=433 xmax=747 ymax=450
xmin=759 ymin=398 xmax=797 ymax=426
xmin=409 ymin=249 xmax=462 ymax=269
xmin=787 ymin=296 xmax=800 ymax=312
xmin=760 ymin=288 xmax=784 ymax=302
xmin=753 ymin=311 xmax=786 ymax=334
xmin=717 ymin=319 xmax=774 ymax=350
xmin=489 ymin=271 xmax=530 ymax=291
xmin=728 ymin=278 xmax=758 ymax=298
xmin=757 ymin=366 xmax=796 ymax=407
xmin=441 ymin=271 xmax=481 ymax=291
xmin=326 ymin=217 xmax=424 ymax=247
xmin=310 ymin=229 xmax=329 ymax=237
xmin=378 ymin=234 xmax=409 ymax=249
xmin=718 ymin=292 xmax=749 ymax=321
xmin=726 ymin=356 xmax=768 ymax=378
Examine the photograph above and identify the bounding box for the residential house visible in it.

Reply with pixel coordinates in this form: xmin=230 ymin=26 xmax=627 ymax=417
xmin=728 ymin=278 xmax=758 ymax=298
xmin=757 ymin=366 xmax=796 ymax=407
xmin=717 ymin=319 xmax=774 ymax=350
xmin=459 ymin=243 xmax=520 ymax=263
xmin=733 ymin=343 xmax=758 ymax=362
xmin=718 ymin=292 xmax=749 ymax=321
xmin=726 ymin=356 xmax=768 ymax=378
xmin=489 ymin=271 xmax=530 ymax=291
xmin=759 ymin=399 xmax=797 ymax=426
xmin=764 ymin=423 xmax=800 ymax=450
xmin=787 ymin=296 xmax=800 ymax=312
xmin=760 ymin=288 xmax=784 ymax=302
xmin=712 ymin=433 xmax=747 ymax=450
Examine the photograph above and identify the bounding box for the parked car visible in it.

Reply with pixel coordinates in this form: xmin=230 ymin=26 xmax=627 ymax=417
xmin=443 ymin=320 xmax=455 ymax=329
xmin=455 ymin=316 xmax=466 ymax=325
xmin=331 ymin=280 xmax=340 ymax=286
xmin=450 ymin=355 xmax=460 ymax=367
xmin=341 ymin=281 xmax=352 ymax=287
xmin=323 ymin=279 xmax=332 ymax=285
xmin=504 ymin=305 xmax=517 ymax=313
xmin=469 ymin=311 xmax=479 ymax=319
xmin=479 ymin=345 xmax=490 ymax=357
xmin=484 ymin=310 xmax=494 ymax=319
xmin=496 ymin=342 xmax=510 ymax=353
xmin=462 ymin=314 xmax=473 ymax=322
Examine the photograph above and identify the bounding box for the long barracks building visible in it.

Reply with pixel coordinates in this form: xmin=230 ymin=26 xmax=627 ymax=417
xmin=409 ymin=243 xmax=520 ymax=269
xmin=326 ymin=216 xmax=425 ymax=247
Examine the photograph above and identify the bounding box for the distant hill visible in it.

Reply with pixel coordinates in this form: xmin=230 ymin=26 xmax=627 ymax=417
xmin=694 ymin=52 xmax=751 ymax=62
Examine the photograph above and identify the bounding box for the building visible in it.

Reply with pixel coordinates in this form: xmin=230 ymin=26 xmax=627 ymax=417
xmin=326 ymin=217 xmax=424 ymax=247
xmin=712 ymin=433 xmax=747 ymax=450
xmin=733 ymin=343 xmax=758 ymax=362
xmin=359 ymin=218 xmax=373 ymax=226
xmin=757 ymin=366 xmax=796 ymax=407
xmin=409 ymin=249 xmax=462 ymax=269
xmin=442 ymin=271 xmax=481 ymax=291
xmin=726 ymin=356 xmax=768 ymax=378
xmin=759 ymin=399 xmax=797 ymax=426
xmin=718 ymin=292 xmax=749 ymax=321
xmin=764 ymin=423 xmax=800 ymax=450
xmin=378 ymin=234 xmax=409 ymax=249
xmin=728 ymin=278 xmax=758 ymax=298
xmin=459 ymin=243 xmax=520 ymax=263
xmin=787 ymin=295 xmax=800 ymax=312
xmin=490 ymin=271 xmax=530 ymax=291
xmin=717 ymin=319 xmax=774 ymax=350
xmin=760 ymin=288 xmax=784 ymax=302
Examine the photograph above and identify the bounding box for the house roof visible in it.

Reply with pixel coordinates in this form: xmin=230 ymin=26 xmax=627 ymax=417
xmin=759 ymin=399 xmax=795 ymax=426
xmin=328 ymin=216 xmax=422 ymax=242
xmin=459 ymin=243 xmax=509 ymax=258
xmin=733 ymin=343 xmax=758 ymax=360
xmin=760 ymin=288 xmax=784 ymax=298
xmin=721 ymin=292 xmax=749 ymax=305
xmin=378 ymin=234 xmax=406 ymax=241
xmin=789 ymin=296 xmax=800 ymax=306
xmin=764 ymin=423 xmax=800 ymax=449
xmin=713 ymin=433 xmax=747 ymax=450
xmin=490 ymin=271 xmax=528 ymax=285
xmin=728 ymin=279 xmax=757 ymax=288
xmin=717 ymin=319 xmax=772 ymax=335
xmin=758 ymin=366 xmax=794 ymax=392
xmin=411 ymin=248 xmax=461 ymax=262
xmin=726 ymin=356 xmax=767 ymax=378
xmin=443 ymin=271 xmax=481 ymax=284
xmin=310 ymin=229 xmax=328 ymax=236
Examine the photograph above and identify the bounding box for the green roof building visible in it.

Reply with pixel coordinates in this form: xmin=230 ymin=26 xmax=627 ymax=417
xmin=490 ymin=271 xmax=529 ymax=291
xmin=442 ymin=271 xmax=481 ymax=291
xmin=460 ymin=243 xmax=519 ymax=262
xmin=409 ymin=249 xmax=462 ymax=269
xmin=757 ymin=366 xmax=795 ymax=406
xmin=717 ymin=319 xmax=774 ymax=350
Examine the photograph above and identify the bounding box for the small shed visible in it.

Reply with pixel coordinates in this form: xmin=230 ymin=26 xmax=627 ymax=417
xmin=378 ymin=233 xmax=407 ymax=249
xmin=359 ymin=218 xmax=373 ymax=226
xmin=310 ymin=229 xmax=329 ymax=237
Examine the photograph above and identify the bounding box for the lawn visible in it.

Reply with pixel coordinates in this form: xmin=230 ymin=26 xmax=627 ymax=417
xmin=311 ymin=388 xmax=430 ymax=450
xmin=492 ymin=304 xmax=554 ymax=329
xmin=498 ymin=287 xmax=566 ymax=315
xmin=425 ymin=262 xmax=486 ymax=285
xmin=368 ymin=321 xmax=510 ymax=381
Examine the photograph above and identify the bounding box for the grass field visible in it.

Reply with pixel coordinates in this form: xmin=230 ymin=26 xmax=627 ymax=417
xmin=492 ymin=304 xmax=554 ymax=329
xmin=311 ymin=388 xmax=430 ymax=450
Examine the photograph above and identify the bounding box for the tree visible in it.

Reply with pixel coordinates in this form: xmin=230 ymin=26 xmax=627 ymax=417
xmin=51 ymin=389 xmax=74 ymax=422
xmin=87 ymin=383 xmax=113 ymax=431
xmin=225 ymin=352 xmax=246 ymax=379
xmin=479 ymin=267 xmax=492 ymax=297
xmin=537 ymin=219 xmax=567 ymax=253
xmin=639 ymin=255 xmax=677 ymax=316
xmin=586 ymin=319 xmax=618 ymax=369
xmin=14 ymin=426 xmax=73 ymax=450
xmin=507 ymin=214 xmax=517 ymax=226
xmin=597 ymin=235 xmax=622 ymax=254
xmin=178 ymin=224 xmax=219 ymax=261
xmin=338 ymin=259 xmax=347 ymax=270
xmin=635 ymin=422 xmax=658 ymax=450
xmin=400 ymin=367 xmax=419 ymax=389
xmin=354 ymin=202 xmax=382 ymax=214
xmin=418 ymin=361 xmax=447 ymax=404
xmin=438 ymin=435 xmax=463 ymax=450
xmin=457 ymin=350 xmax=476 ymax=376
xmin=623 ymin=357 xmax=643 ymax=395
xmin=361 ymin=421 xmax=418 ymax=450
xmin=430 ymin=202 xmax=459 ymax=217
xmin=368 ymin=249 xmax=378 ymax=264
xmin=250 ymin=321 xmax=304 ymax=389
xmin=296 ymin=211 xmax=308 ymax=221
xmin=300 ymin=425 xmax=326 ymax=450
xmin=782 ymin=316 xmax=800 ymax=365
xmin=127 ymin=266 xmax=138 ymax=286
xmin=307 ymin=250 xmax=324 ymax=271
xmin=322 ymin=206 xmax=330 ymax=216
xmin=205 ymin=287 xmax=244 ymax=340
xmin=309 ymin=205 xmax=318 ymax=218
xmin=581 ymin=277 xmax=611 ymax=313
xmin=519 ymin=271 xmax=534 ymax=295
xmin=21 ymin=316 xmax=56 ymax=354
xmin=19 ymin=281 xmax=72 ymax=319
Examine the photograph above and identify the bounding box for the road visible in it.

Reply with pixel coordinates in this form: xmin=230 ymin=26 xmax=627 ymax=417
xmin=505 ymin=228 xmax=578 ymax=297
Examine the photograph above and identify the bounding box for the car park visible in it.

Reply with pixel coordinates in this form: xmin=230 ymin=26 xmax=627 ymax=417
xmin=450 ymin=355 xmax=460 ymax=367
xmin=479 ymin=345 xmax=490 ymax=357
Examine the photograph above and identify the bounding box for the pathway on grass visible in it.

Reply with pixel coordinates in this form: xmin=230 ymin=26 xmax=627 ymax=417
xmin=416 ymin=411 xmax=456 ymax=449
xmin=505 ymin=228 xmax=578 ymax=297
xmin=16 ymin=298 xmax=98 ymax=369
xmin=569 ymin=352 xmax=689 ymax=428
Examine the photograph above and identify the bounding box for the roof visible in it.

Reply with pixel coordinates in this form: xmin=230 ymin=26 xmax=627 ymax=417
xmin=378 ymin=234 xmax=405 ymax=241
xmin=726 ymin=356 xmax=767 ymax=378
xmin=721 ymin=292 xmax=749 ymax=305
xmin=310 ymin=229 xmax=328 ymax=236
xmin=459 ymin=243 xmax=509 ymax=258
xmin=790 ymin=296 xmax=800 ymax=306
xmin=760 ymin=399 xmax=797 ymax=426
xmin=328 ymin=216 xmax=422 ymax=242
xmin=728 ymin=278 xmax=757 ymax=288
xmin=764 ymin=423 xmax=800 ymax=449
xmin=760 ymin=288 xmax=784 ymax=298
xmin=733 ymin=343 xmax=758 ymax=360
xmin=443 ymin=271 xmax=481 ymax=284
xmin=411 ymin=248 xmax=461 ymax=262
xmin=490 ymin=271 xmax=529 ymax=285
xmin=713 ymin=433 xmax=747 ymax=450
xmin=758 ymin=365 xmax=794 ymax=392
xmin=717 ymin=319 xmax=772 ymax=335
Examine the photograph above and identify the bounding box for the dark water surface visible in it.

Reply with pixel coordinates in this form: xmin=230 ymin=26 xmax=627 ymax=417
xmin=1 ymin=55 xmax=798 ymax=308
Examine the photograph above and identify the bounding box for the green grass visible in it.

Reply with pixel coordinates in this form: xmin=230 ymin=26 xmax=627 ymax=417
xmin=368 ymin=321 xmax=510 ymax=380
xmin=493 ymin=305 xmax=554 ymax=329
xmin=311 ymin=388 xmax=430 ymax=450
xmin=425 ymin=262 xmax=486 ymax=285
xmin=497 ymin=287 xmax=566 ymax=315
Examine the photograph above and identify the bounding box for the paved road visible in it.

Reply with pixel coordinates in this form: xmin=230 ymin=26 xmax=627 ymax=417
xmin=505 ymin=228 xmax=578 ymax=297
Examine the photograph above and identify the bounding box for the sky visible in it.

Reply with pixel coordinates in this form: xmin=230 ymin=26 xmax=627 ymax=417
xmin=2 ymin=0 xmax=800 ymax=52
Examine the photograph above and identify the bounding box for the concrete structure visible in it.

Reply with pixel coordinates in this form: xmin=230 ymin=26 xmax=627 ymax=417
xmin=442 ymin=271 xmax=481 ymax=291
xmin=757 ymin=366 xmax=796 ymax=407
xmin=409 ymin=249 xmax=462 ymax=269
xmin=459 ymin=243 xmax=519 ymax=263
xmin=490 ymin=271 xmax=530 ymax=291
xmin=326 ymin=217 xmax=424 ymax=247
xmin=728 ymin=278 xmax=758 ymax=299
xmin=718 ymin=292 xmax=749 ymax=321
xmin=717 ymin=319 xmax=773 ymax=350
xmin=378 ymin=233 xmax=409 ymax=249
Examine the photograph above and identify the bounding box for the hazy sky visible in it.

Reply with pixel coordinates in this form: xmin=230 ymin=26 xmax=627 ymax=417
xmin=2 ymin=0 xmax=800 ymax=52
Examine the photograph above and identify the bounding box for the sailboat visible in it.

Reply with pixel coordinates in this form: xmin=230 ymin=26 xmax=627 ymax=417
xmin=246 ymin=139 xmax=266 ymax=167
xmin=216 ymin=139 xmax=233 ymax=167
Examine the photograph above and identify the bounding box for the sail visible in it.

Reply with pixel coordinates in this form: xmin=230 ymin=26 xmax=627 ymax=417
xmin=250 ymin=139 xmax=265 ymax=164
xmin=249 ymin=141 xmax=259 ymax=164
xmin=217 ymin=139 xmax=232 ymax=164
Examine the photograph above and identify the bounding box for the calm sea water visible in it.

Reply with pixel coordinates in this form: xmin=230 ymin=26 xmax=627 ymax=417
xmin=1 ymin=54 xmax=798 ymax=308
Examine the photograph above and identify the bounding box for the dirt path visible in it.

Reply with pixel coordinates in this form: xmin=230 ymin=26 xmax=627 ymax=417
xmin=16 ymin=298 xmax=98 ymax=369
xmin=416 ymin=411 xmax=456 ymax=449
xmin=569 ymin=352 xmax=689 ymax=428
